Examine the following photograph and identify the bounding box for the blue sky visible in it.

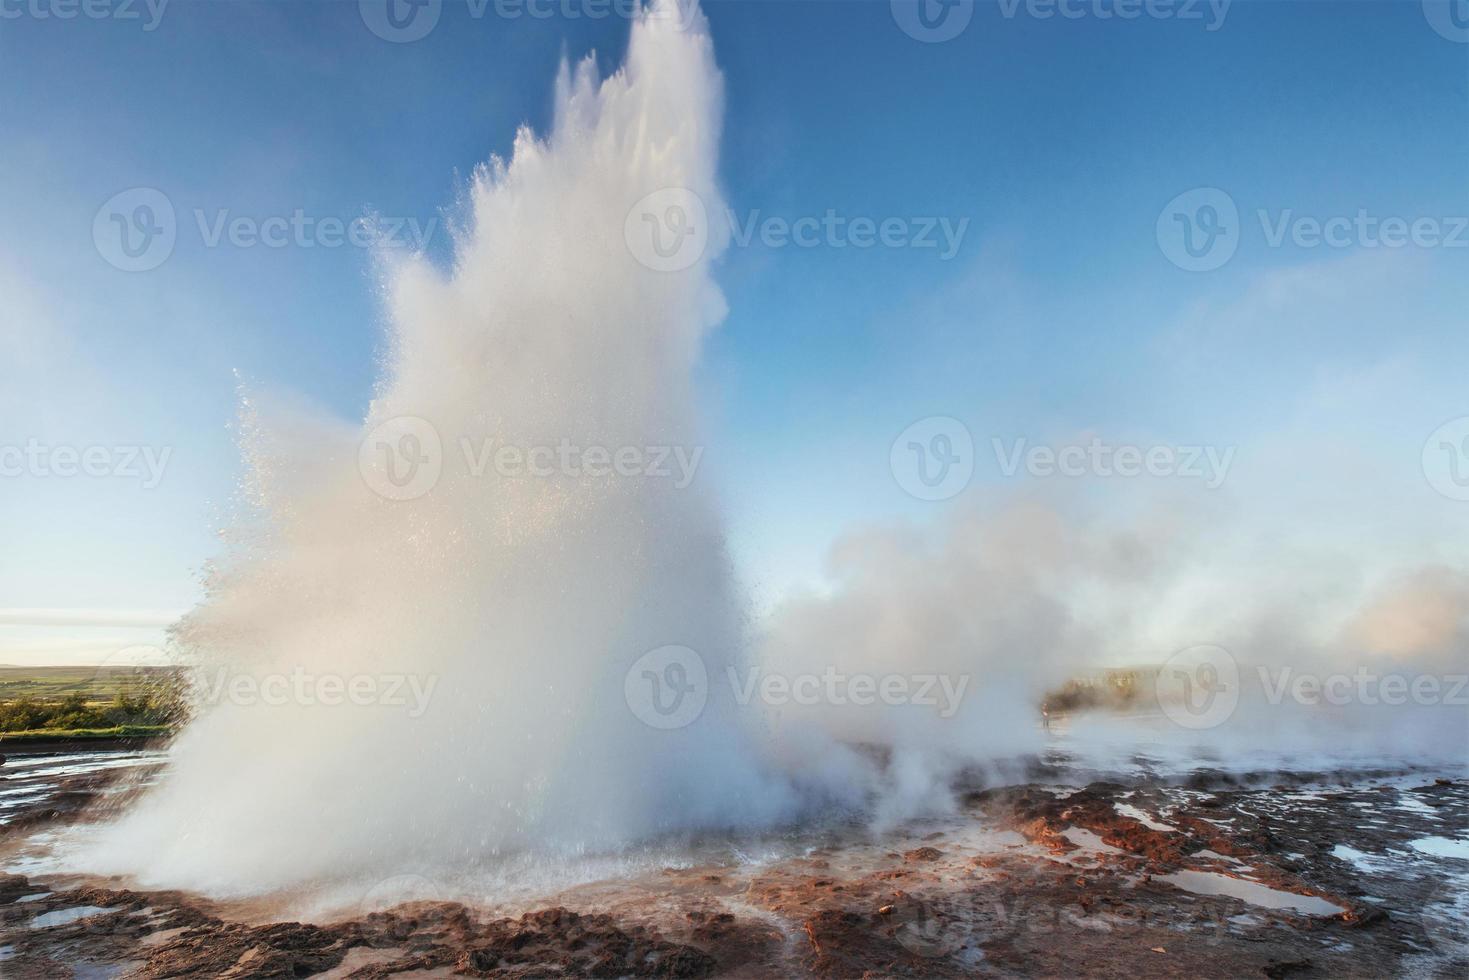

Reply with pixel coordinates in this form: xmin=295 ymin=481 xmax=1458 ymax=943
xmin=1 ymin=0 xmax=1466 ymax=663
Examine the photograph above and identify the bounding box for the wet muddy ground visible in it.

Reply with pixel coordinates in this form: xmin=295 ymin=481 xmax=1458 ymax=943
xmin=1 ymin=749 xmax=1465 ymax=978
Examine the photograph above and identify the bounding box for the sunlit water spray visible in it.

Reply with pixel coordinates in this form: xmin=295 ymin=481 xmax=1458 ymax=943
xmin=50 ymin=0 xmax=1467 ymax=906
xmin=67 ymin=0 xmax=810 ymax=898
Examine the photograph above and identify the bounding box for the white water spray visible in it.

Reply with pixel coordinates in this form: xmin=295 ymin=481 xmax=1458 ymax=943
xmin=61 ymin=1 xmax=1468 ymax=904
xmin=75 ymin=0 xmax=801 ymax=896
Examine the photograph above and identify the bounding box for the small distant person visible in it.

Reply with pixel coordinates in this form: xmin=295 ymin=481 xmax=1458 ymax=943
xmin=1041 ymin=700 xmax=1051 ymax=732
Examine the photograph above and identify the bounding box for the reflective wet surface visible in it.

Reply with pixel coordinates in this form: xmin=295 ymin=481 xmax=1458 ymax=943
xmin=0 ymin=747 xmax=165 ymax=829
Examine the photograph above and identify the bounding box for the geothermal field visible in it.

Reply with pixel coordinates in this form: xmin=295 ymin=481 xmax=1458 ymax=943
xmin=1 ymin=1 xmax=1466 ymax=977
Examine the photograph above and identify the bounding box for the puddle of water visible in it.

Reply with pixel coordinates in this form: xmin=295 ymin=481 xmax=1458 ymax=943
xmin=1330 ymin=844 xmax=1378 ymax=872
xmin=0 ymin=749 xmax=166 ymax=829
xmin=1159 ymin=870 xmax=1345 ymax=916
xmin=15 ymin=892 xmax=52 ymax=903
xmin=1061 ymin=828 xmax=1123 ymax=856
xmin=1410 ymin=837 xmax=1469 ymax=861
xmin=72 ymin=963 xmax=136 ymax=980
xmin=1115 ymin=803 xmax=1176 ymax=832
xmin=1396 ymin=795 xmax=1439 ymax=816
xmin=30 ymin=905 xmax=112 ymax=928
xmin=1193 ymin=849 xmax=1243 ymax=865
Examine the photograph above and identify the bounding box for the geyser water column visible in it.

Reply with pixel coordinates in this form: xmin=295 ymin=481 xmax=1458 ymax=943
xmin=75 ymin=0 xmax=796 ymax=896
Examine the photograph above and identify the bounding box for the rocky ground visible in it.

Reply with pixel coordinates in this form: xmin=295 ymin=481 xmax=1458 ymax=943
xmin=1 ymin=752 xmax=1465 ymax=978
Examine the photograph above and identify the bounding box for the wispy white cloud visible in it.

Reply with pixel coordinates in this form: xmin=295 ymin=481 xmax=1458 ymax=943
xmin=0 ymin=609 xmax=183 ymax=628
xmin=0 ymin=629 xmax=172 ymax=667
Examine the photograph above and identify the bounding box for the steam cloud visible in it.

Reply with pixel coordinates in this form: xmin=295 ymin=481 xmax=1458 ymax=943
xmin=65 ymin=1 xmax=1466 ymax=903
xmin=74 ymin=0 xmax=797 ymax=896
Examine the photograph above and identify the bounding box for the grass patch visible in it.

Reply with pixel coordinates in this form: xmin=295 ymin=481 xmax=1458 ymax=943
xmin=0 ymin=724 xmax=173 ymax=743
xmin=0 ymin=665 xmax=186 ymax=701
xmin=0 ymin=667 xmax=189 ymax=735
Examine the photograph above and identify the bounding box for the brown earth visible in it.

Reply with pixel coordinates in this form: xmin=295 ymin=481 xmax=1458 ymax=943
xmin=1 ymin=758 xmax=1465 ymax=978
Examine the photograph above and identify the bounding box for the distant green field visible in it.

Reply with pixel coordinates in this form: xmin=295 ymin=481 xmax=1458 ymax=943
xmin=0 ymin=666 xmax=187 ymax=738
xmin=0 ymin=665 xmax=186 ymax=702
xmin=0 ymin=724 xmax=173 ymax=743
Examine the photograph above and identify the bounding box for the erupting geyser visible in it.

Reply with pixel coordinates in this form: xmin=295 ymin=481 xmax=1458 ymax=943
xmin=62 ymin=0 xmax=1469 ymax=906
xmin=75 ymin=0 xmax=799 ymax=896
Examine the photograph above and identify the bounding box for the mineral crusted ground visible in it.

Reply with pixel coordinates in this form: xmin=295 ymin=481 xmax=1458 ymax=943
xmin=1 ymin=749 xmax=1465 ymax=978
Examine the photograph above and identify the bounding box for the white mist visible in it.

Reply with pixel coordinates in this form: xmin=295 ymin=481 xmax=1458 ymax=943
xmin=73 ymin=0 xmax=799 ymax=897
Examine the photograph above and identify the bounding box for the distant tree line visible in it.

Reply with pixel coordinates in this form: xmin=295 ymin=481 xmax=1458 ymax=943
xmin=0 ymin=680 xmax=189 ymax=734
xmin=1044 ymin=669 xmax=1150 ymax=714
